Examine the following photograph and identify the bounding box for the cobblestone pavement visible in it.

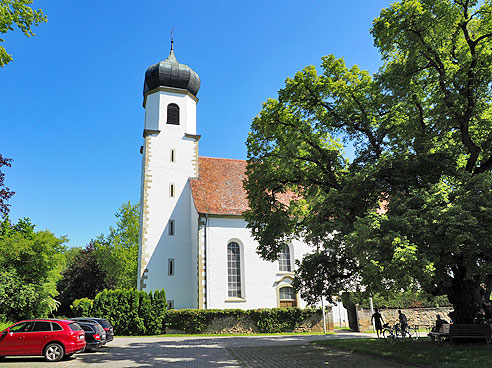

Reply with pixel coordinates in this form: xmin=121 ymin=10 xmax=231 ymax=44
xmin=0 ymin=333 xmax=414 ymax=367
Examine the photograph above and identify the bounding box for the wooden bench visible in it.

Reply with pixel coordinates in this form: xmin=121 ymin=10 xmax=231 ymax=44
xmin=449 ymin=324 xmax=492 ymax=344
xmin=428 ymin=323 xmax=450 ymax=343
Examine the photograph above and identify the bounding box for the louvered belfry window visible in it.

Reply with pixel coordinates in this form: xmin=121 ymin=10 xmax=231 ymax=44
xmin=167 ymin=103 xmax=180 ymax=125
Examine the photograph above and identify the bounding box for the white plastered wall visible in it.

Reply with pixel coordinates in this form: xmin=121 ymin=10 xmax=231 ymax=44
xmin=204 ymin=216 xmax=314 ymax=309
xmin=138 ymin=89 xmax=199 ymax=309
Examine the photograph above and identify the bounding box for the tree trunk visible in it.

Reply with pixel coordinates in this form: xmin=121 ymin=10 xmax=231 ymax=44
xmin=447 ymin=277 xmax=485 ymax=324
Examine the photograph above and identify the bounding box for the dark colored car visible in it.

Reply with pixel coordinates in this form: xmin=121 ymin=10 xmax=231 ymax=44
xmin=0 ymin=319 xmax=86 ymax=362
xmin=77 ymin=322 xmax=106 ymax=351
xmin=71 ymin=317 xmax=114 ymax=342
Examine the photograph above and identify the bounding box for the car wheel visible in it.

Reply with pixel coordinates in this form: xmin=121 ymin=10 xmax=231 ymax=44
xmin=44 ymin=342 xmax=64 ymax=362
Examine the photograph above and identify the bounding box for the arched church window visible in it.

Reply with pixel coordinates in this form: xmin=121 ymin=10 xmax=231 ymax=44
xmin=167 ymin=103 xmax=180 ymax=125
xmin=278 ymin=244 xmax=291 ymax=272
xmin=279 ymin=286 xmax=297 ymax=307
xmin=227 ymin=242 xmax=242 ymax=297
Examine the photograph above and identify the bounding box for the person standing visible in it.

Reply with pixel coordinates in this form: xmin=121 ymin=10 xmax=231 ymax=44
xmin=398 ymin=310 xmax=408 ymax=336
xmin=371 ymin=308 xmax=385 ymax=338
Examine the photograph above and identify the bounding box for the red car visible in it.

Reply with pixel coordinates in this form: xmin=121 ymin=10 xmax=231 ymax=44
xmin=0 ymin=319 xmax=86 ymax=362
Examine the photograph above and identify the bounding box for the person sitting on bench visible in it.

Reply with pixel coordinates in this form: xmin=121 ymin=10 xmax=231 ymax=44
xmin=432 ymin=314 xmax=448 ymax=332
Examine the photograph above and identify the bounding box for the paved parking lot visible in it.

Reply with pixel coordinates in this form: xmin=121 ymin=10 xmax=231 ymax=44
xmin=0 ymin=333 xmax=414 ymax=367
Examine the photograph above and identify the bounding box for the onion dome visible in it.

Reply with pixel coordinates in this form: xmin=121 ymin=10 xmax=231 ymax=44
xmin=143 ymin=43 xmax=200 ymax=97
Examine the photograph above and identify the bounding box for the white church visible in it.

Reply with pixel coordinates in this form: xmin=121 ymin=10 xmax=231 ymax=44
xmin=136 ymin=42 xmax=347 ymax=324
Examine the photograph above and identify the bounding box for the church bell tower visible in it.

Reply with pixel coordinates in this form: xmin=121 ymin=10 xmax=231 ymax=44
xmin=137 ymin=38 xmax=201 ymax=309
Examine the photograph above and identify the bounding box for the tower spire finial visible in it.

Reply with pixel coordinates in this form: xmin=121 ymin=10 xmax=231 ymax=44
xmin=171 ymin=27 xmax=174 ymax=51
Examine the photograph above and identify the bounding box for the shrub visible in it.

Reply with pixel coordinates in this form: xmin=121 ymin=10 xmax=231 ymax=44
xmin=165 ymin=308 xmax=319 ymax=334
xmin=165 ymin=309 xmax=208 ymax=333
xmin=71 ymin=297 xmax=93 ymax=316
xmin=249 ymin=308 xmax=317 ymax=333
xmin=90 ymin=288 xmax=166 ymax=335
xmin=72 ymin=289 xmax=320 ymax=336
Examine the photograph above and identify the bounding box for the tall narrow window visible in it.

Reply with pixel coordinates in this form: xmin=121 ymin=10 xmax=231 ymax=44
xmin=278 ymin=245 xmax=292 ymax=272
xmin=170 ymin=149 xmax=176 ymax=163
xmin=167 ymin=103 xmax=180 ymax=125
xmin=168 ymin=220 xmax=175 ymax=236
xmin=168 ymin=258 xmax=175 ymax=276
xmin=170 ymin=184 xmax=175 ymax=197
xmin=227 ymin=242 xmax=242 ymax=297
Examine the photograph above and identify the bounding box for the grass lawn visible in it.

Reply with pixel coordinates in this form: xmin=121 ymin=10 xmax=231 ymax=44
xmin=316 ymin=338 xmax=492 ymax=368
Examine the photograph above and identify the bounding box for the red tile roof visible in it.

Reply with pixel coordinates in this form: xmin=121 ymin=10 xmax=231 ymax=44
xmin=190 ymin=157 xmax=249 ymax=215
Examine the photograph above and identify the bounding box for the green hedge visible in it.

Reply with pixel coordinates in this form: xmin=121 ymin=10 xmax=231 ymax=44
xmin=72 ymin=288 xmax=167 ymax=335
xmin=165 ymin=308 xmax=320 ymax=334
xmin=73 ymin=290 xmax=320 ymax=335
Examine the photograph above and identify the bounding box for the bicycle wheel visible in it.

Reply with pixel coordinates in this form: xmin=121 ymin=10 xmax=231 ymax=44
xmin=383 ymin=328 xmax=396 ymax=344
xmin=406 ymin=327 xmax=418 ymax=341
xmin=395 ymin=327 xmax=406 ymax=342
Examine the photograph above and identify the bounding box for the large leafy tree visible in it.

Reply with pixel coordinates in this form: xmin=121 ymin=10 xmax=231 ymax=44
xmin=93 ymin=201 xmax=139 ymax=289
xmin=0 ymin=154 xmax=14 ymax=217
xmin=57 ymin=242 xmax=113 ymax=316
xmin=245 ymin=0 xmax=492 ymax=323
xmin=0 ymin=217 xmax=66 ymax=321
xmin=0 ymin=0 xmax=47 ymax=67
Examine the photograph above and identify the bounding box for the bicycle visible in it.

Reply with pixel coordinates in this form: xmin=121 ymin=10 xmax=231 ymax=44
xmin=401 ymin=325 xmax=419 ymax=341
xmin=382 ymin=323 xmax=398 ymax=343
xmin=382 ymin=323 xmax=419 ymax=343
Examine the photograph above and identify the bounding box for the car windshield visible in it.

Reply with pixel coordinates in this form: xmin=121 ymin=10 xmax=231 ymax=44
xmin=69 ymin=322 xmax=83 ymax=331
xmin=94 ymin=324 xmax=105 ymax=333
xmin=96 ymin=319 xmax=111 ymax=329
xmin=80 ymin=325 xmax=93 ymax=332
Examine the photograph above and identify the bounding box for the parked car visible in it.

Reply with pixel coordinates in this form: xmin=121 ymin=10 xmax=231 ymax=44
xmin=0 ymin=319 xmax=86 ymax=362
xmin=77 ymin=322 xmax=106 ymax=351
xmin=71 ymin=317 xmax=114 ymax=342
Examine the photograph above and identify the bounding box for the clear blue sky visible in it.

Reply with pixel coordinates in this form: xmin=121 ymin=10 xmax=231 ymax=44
xmin=1 ymin=0 xmax=393 ymax=247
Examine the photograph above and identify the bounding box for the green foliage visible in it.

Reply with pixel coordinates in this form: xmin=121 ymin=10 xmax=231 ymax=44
xmin=0 ymin=269 xmax=37 ymax=321
xmin=0 ymin=320 xmax=12 ymax=330
xmin=165 ymin=309 xmax=209 ymax=333
xmin=73 ymin=297 xmax=320 ymax=336
xmin=249 ymin=308 xmax=317 ymax=333
xmin=0 ymin=217 xmax=66 ymax=320
xmin=245 ymin=0 xmax=492 ymax=324
xmin=341 ymin=291 xmax=450 ymax=310
xmin=57 ymin=242 xmax=113 ymax=316
xmin=148 ymin=289 xmax=167 ymax=335
xmin=93 ymin=201 xmax=139 ymax=289
xmin=70 ymin=297 xmax=93 ymax=317
xmin=165 ymin=308 xmax=320 ymax=334
xmin=0 ymin=154 xmax=14 ymax=217
xmin=0 ymin=0 xmax=47 ymax=66
xmin=90 ymin=288 xmax=166 ymax=336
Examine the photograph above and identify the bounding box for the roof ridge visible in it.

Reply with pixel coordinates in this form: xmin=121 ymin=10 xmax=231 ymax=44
xmin=199 ymin=156 xmax=247 ymax=163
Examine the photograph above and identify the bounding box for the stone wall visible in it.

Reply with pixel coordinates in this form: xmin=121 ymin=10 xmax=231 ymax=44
xmin=355 ymin=306 xmax=454 ymax=332
xmin=166 ymin=307 xmax=334 ymax=334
